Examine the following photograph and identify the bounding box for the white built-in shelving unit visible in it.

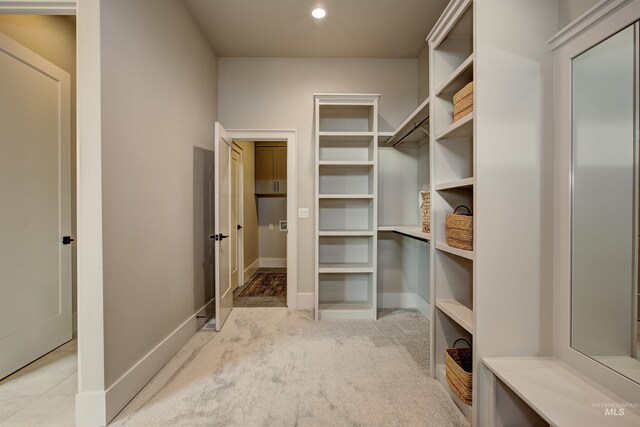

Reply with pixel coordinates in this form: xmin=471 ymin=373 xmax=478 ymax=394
xmin=314 ymin=94 xmax=379 ymax=320
xmin=428 ymin=0 xmax=475 ymax=422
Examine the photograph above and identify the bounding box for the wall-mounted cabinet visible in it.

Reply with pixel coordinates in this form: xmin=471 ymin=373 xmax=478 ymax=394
xmin=255 ymin=146 xmax=286 ymax=195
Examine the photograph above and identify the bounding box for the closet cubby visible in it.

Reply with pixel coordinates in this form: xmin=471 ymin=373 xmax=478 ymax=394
xmin=318 ymin=135 xmax=374 ymax=162
xmin=318 ymin=236 xmax=374 ymax=272
xmin=318 ymin=198 xmax=374 ymax=233
xmin=318 ymin=104 xmax=374 ymax=133
xmin=315 ymin=94 xmax=379 ymax=320
xmin=319 ymin=164 xmax=374 ymax=195
xmin=433 ymin=138 xmax=473 ymax=184
xmin=432 ymin=189 xmax=473 ymax=249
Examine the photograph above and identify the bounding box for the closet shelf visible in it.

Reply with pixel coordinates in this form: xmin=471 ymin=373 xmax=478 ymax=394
xmin=436 ymin=113 xmax=474 ymax=140
xmin=377 ymin=225 xmax=431 ymax=242
xmin=435 ymin=299 xmax=474 ymax=333
xmin=435 ymin=54 xmax=474 ymax=97
xmin=378 ymin=131 xmax=394 ymax=143
xmin=318 ymin=194 xmax=374 ymax=199
xmin=436 ymin=365 xmax=473 ymax=422
xmin=436 ymin=242 xmax=475 ymax=260
xmin=318 ymin=230 xmax=375 ymax=237
xmin=384 ymin=97 xmax=430 ymax=147
xmin=318 ymin=263 xmax=374 ymax=274
xmin=319 ymin=131 xmax=375 ymax=137
xmin=318 ymin=161 xmax=374 ymax=166
xmin=435 ymin=177 xmax=474 ymax=191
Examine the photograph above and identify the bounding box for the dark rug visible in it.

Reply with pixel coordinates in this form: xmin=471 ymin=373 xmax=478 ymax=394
xmin=238 ymin=272 xmax=287 ymax=297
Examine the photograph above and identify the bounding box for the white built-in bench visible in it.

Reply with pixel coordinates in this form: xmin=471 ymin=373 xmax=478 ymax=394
xmin=483 ymin=357 xmax=640 ymax=427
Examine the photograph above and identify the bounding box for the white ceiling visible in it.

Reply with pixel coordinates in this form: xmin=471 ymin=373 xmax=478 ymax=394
xmin=183 ymin=0 xmax=449 ymax=58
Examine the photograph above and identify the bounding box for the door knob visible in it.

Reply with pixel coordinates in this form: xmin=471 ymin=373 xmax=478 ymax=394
xmin=62 ymin=236 xmax=75 ymax=245
xmin=219 ymin=234 xmax=229 ymax=240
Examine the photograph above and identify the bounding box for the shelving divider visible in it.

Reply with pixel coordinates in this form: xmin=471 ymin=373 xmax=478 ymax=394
xmin=315 ymin=94 xmax=380 ymax=321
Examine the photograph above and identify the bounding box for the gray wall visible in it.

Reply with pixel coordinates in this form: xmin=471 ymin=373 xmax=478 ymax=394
xmin=557 ymin=0 xmax=601 ymax=29
xmin=100 ymin=0 xmax=218 ymax=387
xmin=218 ymin=58 xmax=418 ymax=297
xmin=417 ymin=45 xmax=429 ymax=103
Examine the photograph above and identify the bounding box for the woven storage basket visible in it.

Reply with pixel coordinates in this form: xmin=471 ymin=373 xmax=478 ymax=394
xmin=453 ymin=82 xmax=474 ymax=122
xmin=445 ymin=338 xmax=473 ymax=405
xmin=420 ymin=191 xmax=430 ymax=233
xmin=446 ymin=205 xmax=473 ymax=251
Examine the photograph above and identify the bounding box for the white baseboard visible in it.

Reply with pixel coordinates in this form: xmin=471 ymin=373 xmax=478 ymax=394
xmin=72 ymin=311 xmax=77 ymax=334
xmin=243 ymin=258 xmax=259 ymax=283
xmin=416 ymin=294 xmax=431 ymax=320
xmin=260 ymin=257 xmax=286 ymax=268
xmin=377 ymin=292 xmax=417 ymax=309
xmin=77 ymin=299 xmax=214 ymax=425
xmin=297 ymin=293 xmax=314 ymax=310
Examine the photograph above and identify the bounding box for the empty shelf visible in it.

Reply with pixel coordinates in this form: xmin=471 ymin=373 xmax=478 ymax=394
xmin=318 ymin=263 xmax=374 ymax=273
xmin=318 ymin=161 xmax=374 ymax=166
xmin=384 ymin=97 xmax=431 ymax=147
xmin=436 ymin=113 xmax=474 ymax=140
xmin=435 ymin=299 xmax=474 ymax=333
xmin=318 ymin=230 xmax=375 ymax=237
xmin=435 ymin=177 xmax=474 ymax=191
xmin=483 ymin=357 xmax=640 ymax=427
xmin=319 ymin=131 xmax=375 ymax=137
xmin=378 ymin=225 xmax=431 ymax=242
xmin=436 ymin=242 xmax=475 ymax=260
xmin=435 ymin=54 xmax=474 ymax=97
xmin=318 ymin=194 xmax=374 ymax=199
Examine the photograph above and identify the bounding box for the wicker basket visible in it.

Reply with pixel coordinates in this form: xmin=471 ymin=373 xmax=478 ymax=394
xmin=446 ymin=206 xmax=473 ymax=251
xmin=445 ymin=338 xmax=473 ymax=405
xmin=420 ymin=191 xmax=430 ymax=233
xmin=453 ymin=82 xmax=474 ymax=122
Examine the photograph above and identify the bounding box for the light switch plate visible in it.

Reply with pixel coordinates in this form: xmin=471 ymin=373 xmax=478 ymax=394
xmin=269 ymin=224 xmax=274 ymax=230
xmin=298 ymin=208 xmax=309 ymax=219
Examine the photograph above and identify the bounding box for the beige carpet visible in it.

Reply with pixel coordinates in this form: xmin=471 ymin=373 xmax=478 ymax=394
xmin=111 ymin=308 xmax=468 ymax=426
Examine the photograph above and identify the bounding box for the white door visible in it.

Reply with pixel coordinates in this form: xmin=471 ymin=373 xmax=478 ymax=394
xmin=0 ymin=33 xmax=72 ymax=378
xmin=230 ymin=147 xmax=242 ymax=291
xmin=214 ymin=123 xmax=233 ymax=331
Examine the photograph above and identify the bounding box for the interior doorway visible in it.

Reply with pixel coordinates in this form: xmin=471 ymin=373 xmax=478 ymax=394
xmin=226 ymin=130 xmax=298 ymax=311
xmin=232 ymin=141 xmax=288 ymax=308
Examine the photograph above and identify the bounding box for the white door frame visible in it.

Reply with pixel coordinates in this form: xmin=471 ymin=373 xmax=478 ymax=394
xmin=227 ymin=129 xmax=298 ymax=309
xmin=231 ymin=143 xmax=244 ymax=289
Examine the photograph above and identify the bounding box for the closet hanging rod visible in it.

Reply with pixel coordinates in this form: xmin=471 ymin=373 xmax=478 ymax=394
xmin=392 ymin=115 xmax=430 ymax=147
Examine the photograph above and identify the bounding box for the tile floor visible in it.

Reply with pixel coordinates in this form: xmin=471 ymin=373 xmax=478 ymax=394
xmin=0 ymin=339 xmax=77 ymax=426
xmin=233 ymin=268 xmax=287 ymax=308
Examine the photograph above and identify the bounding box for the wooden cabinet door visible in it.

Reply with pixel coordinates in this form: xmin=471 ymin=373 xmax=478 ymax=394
xmin=275 ymin=147 xmax=287 ymax=193
xmin=255 ymin=147 xmax=276 ymax=194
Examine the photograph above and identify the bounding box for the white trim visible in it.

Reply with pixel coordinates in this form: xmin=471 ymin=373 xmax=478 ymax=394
xmin=549 ymin=0 xmax=631 ymax=50
xmin=72 ymin=311 xmax=77 ymax=334
xmin=102 ymin=299 xmax=213 ymax=423
xmin=259 ymin=258 xmax=286 ymax=268
xmin=76 ymin=0 xmax=107 ymax=425
xmin=377 ymin=292 xmax=417 ymax=309
xmin=243 ymin=258 xmax=259 ymax=284
xmin=553 ymin=0 xmax=640 ymax=407
xmin=297 ymin=293 xmax=314 ymax=310
xmin=227 ymin=129 xmax=298 ymax=310
xmin=0 ymin=0 xmax=77 ymax=14
xmin=416 ymin=295 xmax=431 ymax=320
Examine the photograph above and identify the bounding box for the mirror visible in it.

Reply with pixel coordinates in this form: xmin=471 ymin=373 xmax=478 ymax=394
xmin=571 ymin=23 xmax=640 ymax=384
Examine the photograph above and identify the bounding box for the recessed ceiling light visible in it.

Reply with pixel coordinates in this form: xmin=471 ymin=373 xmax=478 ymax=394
xmin=311 ymin=8 xmax=327 ymax=19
